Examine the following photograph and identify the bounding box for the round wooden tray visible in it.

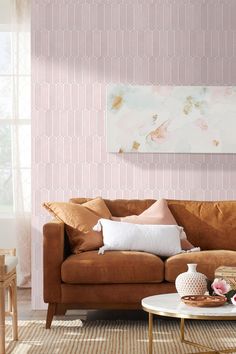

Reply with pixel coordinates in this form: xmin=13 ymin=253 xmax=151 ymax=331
xmin=181 ymin=295 xmax=227 ymax=307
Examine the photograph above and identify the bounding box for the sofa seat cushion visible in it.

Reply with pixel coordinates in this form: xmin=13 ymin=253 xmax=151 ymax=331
xmin=165 ymin=250 xmax=236 ymax=282
xmin=61 ymin=251 xmax=164 ymax=284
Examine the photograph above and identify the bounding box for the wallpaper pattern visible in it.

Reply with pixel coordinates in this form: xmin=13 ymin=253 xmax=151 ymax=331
xmin=32 ymin=0 xmax=236 ymax=308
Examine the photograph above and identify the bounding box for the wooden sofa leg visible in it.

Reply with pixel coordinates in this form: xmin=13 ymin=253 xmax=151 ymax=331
xmin=55 ymin=304 xmax=67 ymax=316
xmin=46 ymin=303 xmax=56 ymax=329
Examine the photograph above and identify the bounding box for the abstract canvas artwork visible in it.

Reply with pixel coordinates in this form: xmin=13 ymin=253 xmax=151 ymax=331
xmin=107 ymin=85 xmax=236 ymax=153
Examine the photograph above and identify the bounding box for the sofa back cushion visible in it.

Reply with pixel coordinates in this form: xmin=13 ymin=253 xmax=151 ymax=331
xmin=167 ymin=200 xmax=236 ymax=251
xmin=70 ymin=198 xmax=155 ymax=216
xmin=70 ymin=198 xmax=236 ymax=251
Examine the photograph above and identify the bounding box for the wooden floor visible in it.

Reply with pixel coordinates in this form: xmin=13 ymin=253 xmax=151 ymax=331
xmin=17 ymin=288 xmax=147 ymax=322
xmin=18 ymin=288 xmax=47 ymax=320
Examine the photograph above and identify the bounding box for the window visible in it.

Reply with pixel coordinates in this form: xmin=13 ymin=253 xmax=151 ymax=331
xmin=0 ymin=2 xmax=31 ymax=214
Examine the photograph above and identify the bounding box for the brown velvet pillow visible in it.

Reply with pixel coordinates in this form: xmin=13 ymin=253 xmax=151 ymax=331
xmin=43 ymin=197 xmax=111 ymax=253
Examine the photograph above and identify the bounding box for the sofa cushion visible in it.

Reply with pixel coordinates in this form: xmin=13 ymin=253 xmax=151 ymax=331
xmin=94 ymin=218 xmax=182 ymax=257
xmin=165 ymin=250 xmax=236 ymax=282
xmin=167 ymin=200 xmax=236 ymax=251
xmin=70 ymin=198 xmax=236 ymax=251
xmin=43 ymin=197 xmax=111 ymax=253
xmin=112 ymin=199 xmax=194 ymax=250
xmin=61 ymin=251 xmax=164 ymax=284
xmin=69 ymin=197 xmax=156 ymax=216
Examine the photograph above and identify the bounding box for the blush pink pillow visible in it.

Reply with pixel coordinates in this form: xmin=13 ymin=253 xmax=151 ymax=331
xmin=112 ymin=199 xmax=194 ymax=250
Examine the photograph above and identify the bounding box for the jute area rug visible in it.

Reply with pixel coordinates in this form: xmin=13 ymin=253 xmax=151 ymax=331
xmin=6 ymin=318 xmax=236 ymax=354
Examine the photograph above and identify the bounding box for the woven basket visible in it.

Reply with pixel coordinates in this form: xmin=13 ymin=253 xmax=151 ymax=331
xmin=215 ymin=266 xmax=236 ymax=290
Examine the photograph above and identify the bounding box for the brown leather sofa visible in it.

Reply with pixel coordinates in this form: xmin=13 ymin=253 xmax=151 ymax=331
xmin=43 ymin=198 xmax=236 ymax=328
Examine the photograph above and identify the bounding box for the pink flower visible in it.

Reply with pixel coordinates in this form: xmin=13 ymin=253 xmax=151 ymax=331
xmin=231 ymin=294 xmax=236 ymax=306
xmin=211 ymin=278 xmax=231 ymax=296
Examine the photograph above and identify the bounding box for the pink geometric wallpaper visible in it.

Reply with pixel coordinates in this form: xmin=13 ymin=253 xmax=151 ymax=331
xmin=32 ymin=0 xmax=236 ymax=308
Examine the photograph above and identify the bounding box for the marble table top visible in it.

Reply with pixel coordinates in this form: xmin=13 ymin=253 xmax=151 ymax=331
xmin=142 ymin=293 xmax=236 ymax=319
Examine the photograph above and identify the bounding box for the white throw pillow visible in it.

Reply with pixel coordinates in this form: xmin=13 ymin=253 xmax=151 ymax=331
xmin=93 ymin=219 xmax=182 ymax=257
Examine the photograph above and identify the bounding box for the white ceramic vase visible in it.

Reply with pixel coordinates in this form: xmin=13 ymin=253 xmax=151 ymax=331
xmin=175 ymin=263 xmax=207 ymax=297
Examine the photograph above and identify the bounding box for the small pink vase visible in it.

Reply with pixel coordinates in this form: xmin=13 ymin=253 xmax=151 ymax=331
xmin=175 ymin=263 xmax=207 ymax=297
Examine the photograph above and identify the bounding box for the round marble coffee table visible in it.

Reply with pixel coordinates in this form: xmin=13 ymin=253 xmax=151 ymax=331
xmin=142 ymin=293 xmax=236 ymax=354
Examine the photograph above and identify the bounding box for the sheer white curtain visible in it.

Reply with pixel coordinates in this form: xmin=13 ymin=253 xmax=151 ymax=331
xmin=11 ymin=0 xmax=31 ymax=287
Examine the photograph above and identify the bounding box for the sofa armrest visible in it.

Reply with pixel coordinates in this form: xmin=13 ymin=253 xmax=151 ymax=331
xmin=43 ymin=219 xmax=65 ymax=303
